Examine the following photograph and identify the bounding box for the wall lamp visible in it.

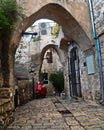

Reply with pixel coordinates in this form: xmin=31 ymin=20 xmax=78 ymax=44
xmin=22 ymin=31 xmax=38 ymax=36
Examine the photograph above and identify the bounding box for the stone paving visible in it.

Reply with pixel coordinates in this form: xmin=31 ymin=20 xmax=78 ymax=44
xmin=6 ymin=97 xmax=104 ymax=130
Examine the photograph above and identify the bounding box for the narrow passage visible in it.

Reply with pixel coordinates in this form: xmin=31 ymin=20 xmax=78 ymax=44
xmin=6 ymin=97 xmax=104 ymax=130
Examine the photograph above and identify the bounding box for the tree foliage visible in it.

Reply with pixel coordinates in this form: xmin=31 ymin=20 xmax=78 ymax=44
xmin=0 ymin=0 xmax=24 ymax=37
xmin=49 ymin=71 xmax=64 ymax=93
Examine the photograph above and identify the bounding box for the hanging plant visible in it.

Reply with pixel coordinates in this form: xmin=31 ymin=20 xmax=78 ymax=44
xmin=0 ymin=0 xmax=24 ymax=38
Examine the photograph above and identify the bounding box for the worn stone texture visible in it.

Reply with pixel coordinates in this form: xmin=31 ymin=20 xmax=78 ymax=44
xmin=68 ymin=42 xmax=101 ymax=101
xmin=17 ymin=80 xmax=33 ymax=105
xmin=0 ymin=99 xmax=14 ymax=129
xmin=13 ymin=0 xmax=92 ymax=51
xmin=92 ymin=0 xmax=104 ymax=36
xmin=1 ymin=0 xmax=104 ymax=129
xmin=6 ymin=97 xmax=104 ymax=130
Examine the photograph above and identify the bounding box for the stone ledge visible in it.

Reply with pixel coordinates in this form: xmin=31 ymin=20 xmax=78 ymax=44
xmin=0 ymin=98 xmax=14 ymax=114
xmin=0 ymin=88 xmax=14 ymax=98
xmin=0 ymin=98 xmax=11 ymax=106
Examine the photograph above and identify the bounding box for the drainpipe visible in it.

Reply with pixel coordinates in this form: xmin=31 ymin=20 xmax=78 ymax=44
xmin=88 ymin=0 xmax=104 ymax=101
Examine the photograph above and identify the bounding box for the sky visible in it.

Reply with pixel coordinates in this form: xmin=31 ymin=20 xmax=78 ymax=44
xmin=33 ymin=19 xmax=55 ymax=26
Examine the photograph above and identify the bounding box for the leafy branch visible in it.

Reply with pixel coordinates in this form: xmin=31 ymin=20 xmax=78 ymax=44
xmin=0 ymin=0 xmax=24 ymax=37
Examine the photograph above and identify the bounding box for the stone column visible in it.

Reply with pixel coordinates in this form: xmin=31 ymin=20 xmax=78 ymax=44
xmin=0 ymin=41 xmax=15 ymax=99
xmin=63 ymin=60 xmax=71 ymax=99
xmin=0 ymin=40 xmax=15 ymax=129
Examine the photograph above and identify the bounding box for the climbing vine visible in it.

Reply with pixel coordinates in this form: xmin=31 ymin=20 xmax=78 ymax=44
xmin=51 ymin=23 xmax=60 ymax=38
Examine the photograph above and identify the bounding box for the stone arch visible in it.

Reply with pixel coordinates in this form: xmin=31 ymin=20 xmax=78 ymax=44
xmin=12 ymin=3 xmax=91 ymax=52
xmin=0 ymin=1 xmax=93 ymax=129
xmin=39 ymin=44 xmax=65 ymax=77
xmin=40 ymin=44 xmax=65 ymax=63
xmin=60 ymin=38 xmax=69 ymax=54
xmin=39 ymin=44 xmax=65 ymax=95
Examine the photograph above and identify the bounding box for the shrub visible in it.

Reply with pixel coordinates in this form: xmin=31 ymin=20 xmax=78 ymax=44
xmin=49 ymin=71 xmax=64 ymax=93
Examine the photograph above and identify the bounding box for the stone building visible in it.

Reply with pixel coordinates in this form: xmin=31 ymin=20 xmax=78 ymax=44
xmin=14 ymin=19 xmax=62 ymax=99
xmin=0 ymin=0 xmax=104 ymax=129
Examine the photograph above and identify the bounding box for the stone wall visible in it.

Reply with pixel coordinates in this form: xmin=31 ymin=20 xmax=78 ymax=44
xmin=43 ymin=81 xmax=55 ymax=96
xmin=0 ymin=99 xmax=14 ymax=129
xmin=99 ymin=35 xmax=104 ymax=79
xmin=80 ymin=47 xmax=101 ymax=102
xmin=14 ymin=0 xmax=91 ymax=51
xmin=92 ymin=0 xmax=104 ymax=36
xmin=68 ymin=42 xmax=101 ymax=102
xmin=92 ymin=0 xmax=104 ymax=101
xmin=0 ymin=0 xmax=103 ymax=129
xmin=17 ymin=80 xmax=33 ymax=106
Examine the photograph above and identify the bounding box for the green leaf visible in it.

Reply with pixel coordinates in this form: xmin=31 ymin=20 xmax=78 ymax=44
xmin=49 ymin=71 xmax=64 ymax=93
xmin=0 ymin=0 xmax=24 ymax=37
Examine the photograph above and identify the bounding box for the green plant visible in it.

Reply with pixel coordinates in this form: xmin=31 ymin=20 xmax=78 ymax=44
xmin=51 ymin=23 xmax=60 ymax=38
xmin=33 ymin=36 xmax=41 ymax=42
xmin=49 ymin=71 xmax=64 ymax=93
xmin=0 ymin=0 xmax=24 ymax=37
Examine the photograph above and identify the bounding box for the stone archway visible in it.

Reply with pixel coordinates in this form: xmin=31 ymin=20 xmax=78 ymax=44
xmin=40 ymin=44 xmax=65 ymax=63
xmin=40 ymin=44 xmax=65 ymax=78
xmin=12 ymin=3 xmax=92 ymax=51
xmin=11 ymin=3 xmax=92 ymax=95
xmin=68 ymin=43 xmax=82 ymax=98
xmin=39 ymin=44 xmax=66 ymax=96
xmin=0 ymin=1 xmax=93 ymax=129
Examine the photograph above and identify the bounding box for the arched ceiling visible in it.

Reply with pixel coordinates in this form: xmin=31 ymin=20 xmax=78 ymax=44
xmin=12 ymin=3 xmax=92 ymax=51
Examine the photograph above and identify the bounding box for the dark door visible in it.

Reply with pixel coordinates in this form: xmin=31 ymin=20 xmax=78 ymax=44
xmin=69 ymin=47 xmax=82 ymax=97
xmin=14 ymin=89 xmax=18 ymax=108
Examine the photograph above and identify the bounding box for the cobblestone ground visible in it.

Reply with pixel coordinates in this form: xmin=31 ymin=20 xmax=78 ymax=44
xmin=6 ymin=97 xmax=104 ymax=130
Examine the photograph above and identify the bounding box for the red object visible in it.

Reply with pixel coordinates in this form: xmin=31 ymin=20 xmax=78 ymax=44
xmin=36 ymin=82 xmax=43 ymax=94
xmin=36 ymin=82 xmax=47 ymax=98
xmin=41 ymin=87 xmax=47 ymax=96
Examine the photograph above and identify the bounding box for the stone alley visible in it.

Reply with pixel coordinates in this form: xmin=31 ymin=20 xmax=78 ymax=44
xmin=1 ymin=0 xmax=104 ymax=129
xmin=6 ymin=97 xmax=104 ymax=130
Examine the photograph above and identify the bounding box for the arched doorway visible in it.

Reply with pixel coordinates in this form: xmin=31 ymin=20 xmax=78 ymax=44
xmin=40 ymin=44 xmax=65 ymax=96
xmin=68 ymin=43 xmax=82 ymax=98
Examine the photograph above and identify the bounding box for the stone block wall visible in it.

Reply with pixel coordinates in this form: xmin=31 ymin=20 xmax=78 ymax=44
xmin=79 ymin=48 xmax=101 ymax=102
xmin=43 ymin=81 xmax=55 ymax=96
xmin=17 ymin=80 xmax=33 ymax=106
xmin=0 ymin=99 xmax=14 ymax=129
xmin=92 ymin=0 xmax=104 ymax=35
xmin=0 ymin=84 xmax=15 ymax=129
xmin=99 ymin=35 xmax=104 ymax=80
xmin=68 ymin=42 xmax=101 ymax=102
xmin=0 ymin=78 xmax=33 ymax=129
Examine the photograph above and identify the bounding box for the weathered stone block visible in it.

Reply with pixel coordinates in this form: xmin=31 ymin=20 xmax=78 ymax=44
xmin=0 ymin=99 xmax=14 ymax=129
xmin=0 ymin=88 xmax=13 ymax=98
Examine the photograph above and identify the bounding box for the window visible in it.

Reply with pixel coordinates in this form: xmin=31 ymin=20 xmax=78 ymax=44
xmin=86 ymin=55 xmax=95 ymax=74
